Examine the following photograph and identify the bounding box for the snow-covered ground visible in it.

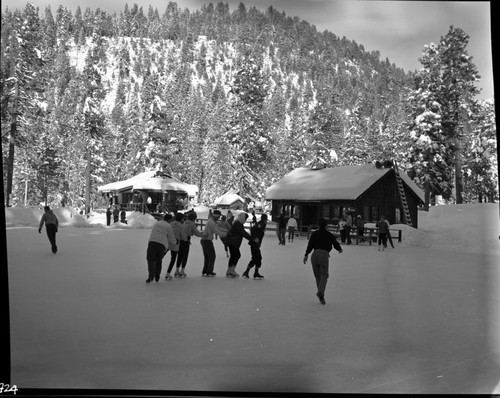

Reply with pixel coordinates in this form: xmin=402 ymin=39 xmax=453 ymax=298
xmin=5 ymin=203 xmax=500 ymax=394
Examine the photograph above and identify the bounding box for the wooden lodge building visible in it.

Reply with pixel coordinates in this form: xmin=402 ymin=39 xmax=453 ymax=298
xmin=265 ymin=161 xmax=425 ymax=228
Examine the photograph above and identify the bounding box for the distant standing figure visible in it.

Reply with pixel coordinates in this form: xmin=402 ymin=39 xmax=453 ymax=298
xmin=278 ymin=212 xmax=287 ymax=245
xmin=384 ymin=216 xmax=395 ymax=249
xmin=146 ymin=213 xmax=176 ymax=283
xmin=120 ymin=208 xmax=127 ymax=224
xmin=200 ymin=210 xmax=228 ymax=277
xmin=242 ymin=214 xmax=268 ymax=279
xmin=227 ymin=210 xmax=234 ymax=226
xmin=344 ymin=212 xmax=353 ymax=245
xmin=38 ymin=206 xmax=59 ymax=254
xmin=112 ymin=206 xmax=119 ymax=223
xmin=106 ymin=207 xmax=112 ymax=226
xmin=376 ymin=215 xmax=389 ymax=251
xmin=356 ymin=215 xmax=365 ymax=243
xmin=287 ymin=214 xmax=298 ymax=242
xmin=303 ymin=218 xmax=343 ymax=305
xmin=338 ymin=216 xmax=347 ymax=244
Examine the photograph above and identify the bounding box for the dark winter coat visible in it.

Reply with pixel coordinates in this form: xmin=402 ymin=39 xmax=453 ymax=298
xmin=226 ymin=220 xmax=252 ymax=248
xmin=249 ymin=220 xmax=266 ymax=248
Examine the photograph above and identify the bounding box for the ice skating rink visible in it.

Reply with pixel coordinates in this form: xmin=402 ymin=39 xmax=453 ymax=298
xmin=6 ymin=217 xmax=500 ymax=395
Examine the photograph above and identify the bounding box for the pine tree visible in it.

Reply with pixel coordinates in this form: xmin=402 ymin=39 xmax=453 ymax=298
xmin=226 ymin=48 xmax=270 ymax=198
xmin=2 ymin=4 xmax=44 ymax=206
xmin=462 ymin=100 xmax=498 ymax=202
xmin=410 ymin=26 xmax=480 ymax=206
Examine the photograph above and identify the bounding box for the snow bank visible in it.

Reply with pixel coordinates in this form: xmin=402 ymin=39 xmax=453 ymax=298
xmin=4 ymin=203 xmax=499 ymax=254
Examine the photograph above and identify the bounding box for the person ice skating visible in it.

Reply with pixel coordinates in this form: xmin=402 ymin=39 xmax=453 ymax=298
xmin=277 ymin=212 xmax=287 ymax=245
xmin=218 ymin=215 xmax=231 ymax=257
xmin=170 ymin=211 xmax=206 ymax=280
xmin=303 ymin=218 xmax=343 ymax=305
xmin=112 ymin=205 xmax=120 ymax=223
xmin=165 ymin=212 xmax=184 ymax=279
xmin=376 ymin=215 xmax=389 ymax=251
xmin=242 ymin=214 xmax=268 ymax=279
xmin=120 ymin=208 xmax=127 ymax=224
xmin=38 ymin=206 xmax=59 ymax=253
xmin=287 ymin=214 xmax=298 ymax=242
xmin=225 ymin=213 xmax=256 ymax=278
xmin=356 ymin=215 xmax=365 ymax=243
xmin=338 ymin=216 xmax=347 ymax=244
xmin=145 ymin=213 xmax=176 ymax=283
xmin=200 ymin=209 xmax=228 ymax=277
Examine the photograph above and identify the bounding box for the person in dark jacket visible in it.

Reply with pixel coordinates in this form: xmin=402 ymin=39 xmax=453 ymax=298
xmin=242 ymin=214 xmax=268 ymax=279
xmin=303 ymin=218 xmax=343 ymax=305
xmin=106 ymin=207 xmax=112 ymax=226
xmin=277 ymin=212 xmax=287 ymax=245
xmin=112 ymin=205 xmax=120 ymax=223
xmin=225 ymin=213 xmax=256 ymax=278
xmin=356 ymin=215 xmax=365 ymax=243
xmin=120 ymin=208 xmax=127 ymax=224
xmin=376 ymin=215 xmax=390 ymax=251
xmin=38 ymin=206 xmax=59 ymax=253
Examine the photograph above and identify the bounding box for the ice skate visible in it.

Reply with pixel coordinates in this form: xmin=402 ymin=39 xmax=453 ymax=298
xmin=226 ymin=266 xmax=239 ymax=278
xmin=165 ymin=273 xmax=173 ymax=280
xmin=253 ymin=272 xmax=264 ymax=280
xmin=316 ymin=292 xmax=326 ymax=305
xmin=242 ymin=270 xmax=250 ymax=279
xmin=179 ymin=269 xmax=187 ymax=278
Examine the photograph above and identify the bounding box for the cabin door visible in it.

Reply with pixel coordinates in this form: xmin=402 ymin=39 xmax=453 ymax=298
xmin=301 ymin=204 xmax=319 ymax=226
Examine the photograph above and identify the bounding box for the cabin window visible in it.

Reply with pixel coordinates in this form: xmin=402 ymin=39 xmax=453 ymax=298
xmin=371 ymin=206 xmax=379 ymax=222
xmin=333 ymin=205 xmax=341 ymax=218
xmin=363 ymin=206 xmax=370 ymax=221
xmin=395 ymin=208 xmax=401 ymax=223
xmin=322 ymin=205 xmax=330 ymax=218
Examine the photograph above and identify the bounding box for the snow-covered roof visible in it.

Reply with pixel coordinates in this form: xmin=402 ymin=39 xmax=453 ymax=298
xmin=265 ymin=164 xmax=425 ymax=202
xmin=214 ymin=193 xmax=245 ymax=206
xmin=98 ymin=171 xmax=196 ymax=193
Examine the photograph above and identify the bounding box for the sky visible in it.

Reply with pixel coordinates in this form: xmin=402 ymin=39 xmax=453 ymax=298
xmin=2 ymin=1 xmax=494 ymax=100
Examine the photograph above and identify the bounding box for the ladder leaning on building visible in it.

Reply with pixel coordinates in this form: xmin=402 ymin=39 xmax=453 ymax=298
xmin=393 ymin=161 xmax=413 ymax=226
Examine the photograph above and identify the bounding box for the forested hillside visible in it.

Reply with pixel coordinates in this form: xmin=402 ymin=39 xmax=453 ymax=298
xmin=1 ymin=2 xmax=496 ymax=209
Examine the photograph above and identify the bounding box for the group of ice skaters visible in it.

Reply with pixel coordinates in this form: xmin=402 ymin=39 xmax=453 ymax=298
xmin=36 ymin=204 xmax=396 ymax=306
xmin=145 ymin=209 xmax=267 ymax=283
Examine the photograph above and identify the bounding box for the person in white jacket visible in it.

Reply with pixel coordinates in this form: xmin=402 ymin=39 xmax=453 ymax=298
xmin=146 ymin=213 xmax=177 ymax=283
xmin=287 ymin=214 xmax=298 ymax=243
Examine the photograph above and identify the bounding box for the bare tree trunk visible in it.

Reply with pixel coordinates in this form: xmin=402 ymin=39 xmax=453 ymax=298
xmin=455 ymin=135 xmax=463 ymax=204
xmin=6 ymin=80 xmax=19 ymax=207
xmin=85 ymin=146 xmax=91 ymax=214
xmin=424 ymin=179 xmax=430 ymax=211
